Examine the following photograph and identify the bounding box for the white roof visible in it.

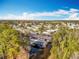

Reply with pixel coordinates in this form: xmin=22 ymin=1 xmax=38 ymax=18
xmin=46 ymin=29 xmax=58 ymax=32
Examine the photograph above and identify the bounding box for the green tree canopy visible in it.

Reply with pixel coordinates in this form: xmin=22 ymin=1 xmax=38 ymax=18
xmin=50 ymin=27 xmax=79 ymax=59
xmin=0 ymin=24 xmax=20 ymax=59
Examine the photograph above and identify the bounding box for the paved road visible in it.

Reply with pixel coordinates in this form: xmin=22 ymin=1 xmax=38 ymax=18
xmin=29 ymin=42 xmax=52 ymax=59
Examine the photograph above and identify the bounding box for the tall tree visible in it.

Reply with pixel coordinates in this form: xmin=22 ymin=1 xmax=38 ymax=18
xmin=49 ymin=27 xmax=79 ymax=59
xmin=0 ymin=24 xmax=20 ymax=59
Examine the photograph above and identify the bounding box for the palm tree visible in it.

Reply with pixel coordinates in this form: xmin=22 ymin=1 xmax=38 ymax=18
xmin=49 ymin=26 xmax=79 ymax=59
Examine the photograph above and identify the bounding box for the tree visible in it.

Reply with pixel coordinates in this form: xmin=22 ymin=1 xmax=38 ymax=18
xmin=0 ymin=24 xmax=20 ymax=59
xmin=50 ymin=26 xmax=79 ymax=59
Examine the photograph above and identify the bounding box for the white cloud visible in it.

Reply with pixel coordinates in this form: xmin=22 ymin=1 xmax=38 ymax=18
xmin=54 ymin=9 xmax=69 ymax=14
xmin=0 ymin=8 xmax=79 ymax=20
xmin=65 ymin=8 xmax=79 ymax=20
xmin=66 ymin=13 xmax=79 ymax=20
xmin=69 ymin=8 xmax=79 ymax=13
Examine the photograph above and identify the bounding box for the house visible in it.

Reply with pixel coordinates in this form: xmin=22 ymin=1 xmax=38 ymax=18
xmin=29 ymin=32 xmax=52 ymax=48
xmin=67 ymin=23 xmax=79 ymax=29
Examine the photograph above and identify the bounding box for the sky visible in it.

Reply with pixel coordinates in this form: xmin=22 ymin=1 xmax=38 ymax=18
xmin=0 ymin=0 xmax=79 ymax=20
